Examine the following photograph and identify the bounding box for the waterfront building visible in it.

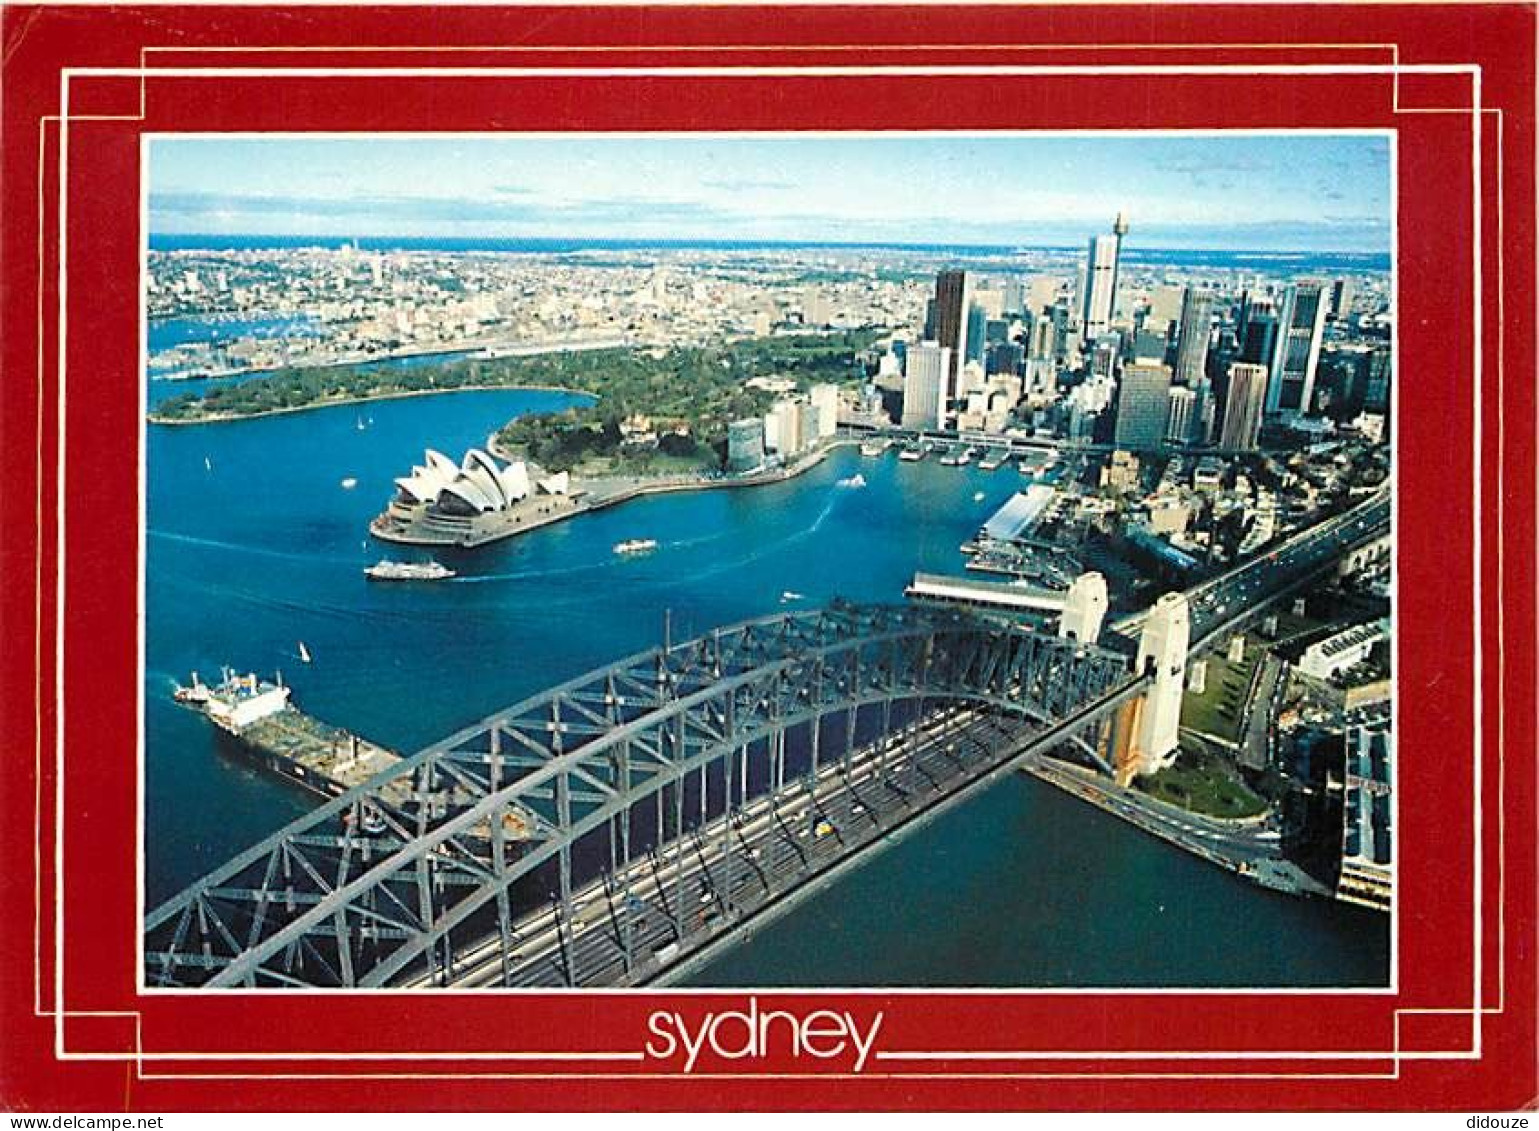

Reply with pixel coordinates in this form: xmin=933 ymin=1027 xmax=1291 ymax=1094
xmin=1338 ymin=726 xmax=1393 ymax=911
xmin=1266 ymin=281 xmax=1329 ymax=417
xmin=1219 ymin=361 xmax=1269 ymax=450
xmin=373 ymin=446 xmax=576 ymax=548
xmin=901 ymin=341 xmax=950 ymax=431
xmin=1081 ymin=212 xmax=1129 ymax=339
xmin=764 ymin=398 xmax=804 ymax=456
xmin=809 ymin=383 xmax=840 ymax=439
xmin=727 ymin=418 xmax=766 ymax=474
xmin=931 ymin=270 xmax=972 ymax=398
xmin=1114 ymin=361 xmax=1172 ymax=452
xmin=1172 ymin=287 xmax=1216 ymax=386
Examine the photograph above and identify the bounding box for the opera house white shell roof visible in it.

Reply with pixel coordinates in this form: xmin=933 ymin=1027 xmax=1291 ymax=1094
xmin=394 ymin=448 xmax=568 ymax=515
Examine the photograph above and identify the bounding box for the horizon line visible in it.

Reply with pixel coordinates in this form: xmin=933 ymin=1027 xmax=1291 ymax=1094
xmin=147 ymin=233 xmax=1393 ymax=257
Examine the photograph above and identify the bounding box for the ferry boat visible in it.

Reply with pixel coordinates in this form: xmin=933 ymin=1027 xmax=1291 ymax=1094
xmin=898 ymin=442 xmax=926 ymax=462
xmin=859 ymin=437 xmax=893 ymax=457
xmin=613 ymin=538 xmax=659 ymax=555
xmin=836 ymin=473 xmax=867 ymax=489
xmin=364 ymin=559 xmax=456 ymax=581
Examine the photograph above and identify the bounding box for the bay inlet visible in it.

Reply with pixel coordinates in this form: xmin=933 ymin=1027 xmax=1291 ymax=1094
xmin=144 ymin=386 xmax=1389 ymax=987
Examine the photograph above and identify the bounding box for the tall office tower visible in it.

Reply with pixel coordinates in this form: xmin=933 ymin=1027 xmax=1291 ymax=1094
xmin=1191 ymin=375 xmax=1216 ymax=445
xmin=1220 ymin=362 xmax=1269 ymax=449
xmin=1364 ymin=345 xmax=1392 ymax=412
xmin=965 ymin=305 xmax=989 ymax=365
xmin=1266 ymin=281 xmax=1329 ymax=416
xmin=1028 ymin=314 xmax=1056 ymax=360
xmin=931 ymin=270 xmax=972 ymax=399
xmin=901 ymin=341 xmax=950 ymax=431
xmin=1002 ymin=278 xmax=1029 ymax=315
xmin=1114 ymin=361 xmax=1172 ymax=451
xmin=1028 ymin=275 xmax=1064 ymax=314
xmin=1081 ymin=212 xmax=1129 ymax=339
xmin=1329 ymin=277 xmax=1356 ymax=319
xmin=1172 ymin=287 xmax=1216 ymax=386
xmin=1166 ymin=386 xmax=1197 ymax=445
xmin=1145 ymin=284 xmax=1186 ymax=336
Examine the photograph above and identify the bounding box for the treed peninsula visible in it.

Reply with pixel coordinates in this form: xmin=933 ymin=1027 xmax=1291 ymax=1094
xmin=149 ymin=332 xmax=877 ymax=476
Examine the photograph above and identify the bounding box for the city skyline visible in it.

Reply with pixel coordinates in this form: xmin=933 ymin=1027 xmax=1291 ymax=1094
xmin=149 ymin=133 xmax=1392 ymax=252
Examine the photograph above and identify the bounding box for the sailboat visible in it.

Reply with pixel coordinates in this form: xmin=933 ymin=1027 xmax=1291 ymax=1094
xmin=203 ymin=456 xmax=213 ymax=472
xmin=297 ymin=641 xmax=312 ymax=664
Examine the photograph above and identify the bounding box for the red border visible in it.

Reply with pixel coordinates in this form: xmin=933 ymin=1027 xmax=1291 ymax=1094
xmin=2 ymin=3 xmax=1534 ymax=1112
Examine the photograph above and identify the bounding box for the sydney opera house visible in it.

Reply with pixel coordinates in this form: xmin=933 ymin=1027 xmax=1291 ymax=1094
xmin=370 ymin=448 xmax=579 ymax=547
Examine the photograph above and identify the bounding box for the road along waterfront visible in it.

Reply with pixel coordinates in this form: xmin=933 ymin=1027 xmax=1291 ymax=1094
xmin=145 ymin=387 xmax=1389 ymax=987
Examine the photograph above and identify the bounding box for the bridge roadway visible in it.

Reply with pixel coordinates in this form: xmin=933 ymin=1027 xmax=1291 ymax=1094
xmin=402 ymin=673 xmax=1150 ymax=988
xmin=1114 ymin=487 xmax=1391 ymax=646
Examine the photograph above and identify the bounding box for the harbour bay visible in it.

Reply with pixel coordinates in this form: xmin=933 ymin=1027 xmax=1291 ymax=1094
xmin=144 ymin=387 xmax=1389 ymax=987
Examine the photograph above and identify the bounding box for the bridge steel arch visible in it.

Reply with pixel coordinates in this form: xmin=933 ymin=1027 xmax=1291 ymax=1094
xmin=144 ymin=602 xmax=1133 ymax=989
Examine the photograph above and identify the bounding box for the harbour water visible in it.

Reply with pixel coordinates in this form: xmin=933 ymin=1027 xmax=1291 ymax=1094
xmin=144 ymin=386 xmax=1389 ymax=986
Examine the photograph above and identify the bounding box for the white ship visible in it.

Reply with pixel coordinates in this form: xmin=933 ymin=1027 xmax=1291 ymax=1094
xmin=364 ymin=559 xmax=456 ymax=581
xmin=613 ymin=538 xmax=659 ymax=555
xmin=173 ymin=668 xmax=292 ymax=735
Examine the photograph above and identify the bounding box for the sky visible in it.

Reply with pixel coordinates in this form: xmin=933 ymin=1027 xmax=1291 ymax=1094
xmin=148 ymin=134 xmax=1391 ymax=252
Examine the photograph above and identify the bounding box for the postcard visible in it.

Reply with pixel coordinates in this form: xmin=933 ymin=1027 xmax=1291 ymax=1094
xmin=1 ymin=1 xmax=1533 ymax=1113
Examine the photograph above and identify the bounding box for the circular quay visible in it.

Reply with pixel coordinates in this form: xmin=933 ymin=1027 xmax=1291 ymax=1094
xmin=3 ymin=0 xmax=1535 ymax=1120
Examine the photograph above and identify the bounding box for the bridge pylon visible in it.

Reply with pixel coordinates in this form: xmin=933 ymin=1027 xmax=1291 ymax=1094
xmin=1058 ymin=571 xmax=1109 ymax=645
xmin=1105 ymin=591 xmax=1190 ymax=786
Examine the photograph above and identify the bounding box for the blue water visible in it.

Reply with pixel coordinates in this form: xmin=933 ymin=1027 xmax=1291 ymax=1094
xmin=148 ymin=314 xmax=322 ymax=353
xmin=145 ymin=337 xmax=480 ymax=409
xmin=149 ymin=234 xmax=1391 ymax=275
xmin=144 ymin=391 xmax=1389 ymax=985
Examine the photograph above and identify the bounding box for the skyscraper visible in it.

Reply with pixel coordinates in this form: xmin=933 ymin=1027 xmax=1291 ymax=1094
xmin=1220 ymin=362 xmax=1269 ymax=450
xmin=901 ymin=342 xmax=950 ymax=431
xmin=1081 ymin=212 xmax=1128 ymax=340
xmin=1114 ymin=360 xmax=1171 ymax=451
xmin=931 ymin=270 xmax=971 ymax=401
xmin=1166 ymin=386 xmax=1197 ymax=445
xmin=1172 ymin=287 xmax=1216 ymax=386
xmin=1266 ymin=281 xmax=1329 ymax=416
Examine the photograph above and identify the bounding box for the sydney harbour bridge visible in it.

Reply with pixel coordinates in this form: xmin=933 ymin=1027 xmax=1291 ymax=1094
xmin=142 ymin=490 xmax=1388 ymax=989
